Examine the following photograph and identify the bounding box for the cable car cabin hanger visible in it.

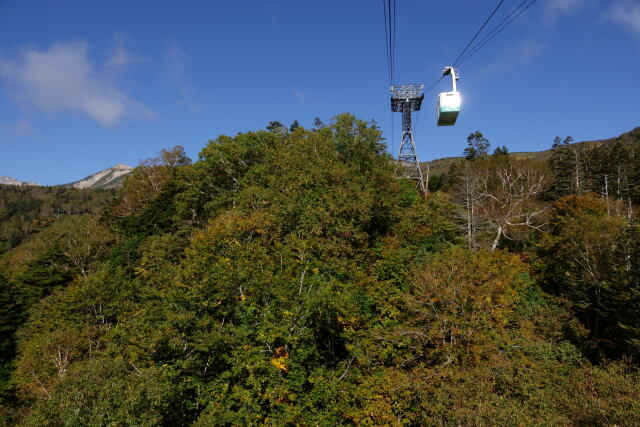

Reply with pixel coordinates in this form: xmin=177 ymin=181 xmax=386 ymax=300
xmin=437 ymin=66 xmax=461 ymax=126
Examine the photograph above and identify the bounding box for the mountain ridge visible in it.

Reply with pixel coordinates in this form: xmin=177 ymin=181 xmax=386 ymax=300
xmin=3 ymin=127 xmax=638 ymax=189
xmin=0 ymin=165 xmax=134 ymax=190
xmin=66 ymin=164 xmax=134 ymax=189
xmin=423 ymin=126 xmax=640 ymax=176
xmin=0 ymin=176 xmax=38 ymax=186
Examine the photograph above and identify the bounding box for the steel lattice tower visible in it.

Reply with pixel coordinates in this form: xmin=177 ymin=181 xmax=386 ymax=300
xmin=391 ymin=84 xmax=426 ymax=193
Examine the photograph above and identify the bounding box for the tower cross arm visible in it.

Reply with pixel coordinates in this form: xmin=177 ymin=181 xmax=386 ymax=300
xmin=390 ymin=84 xmax=425 ymax=100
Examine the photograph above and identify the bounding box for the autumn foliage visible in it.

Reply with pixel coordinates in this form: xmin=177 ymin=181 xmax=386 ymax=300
xmin=1 ymin=117 xmax=638 ymax=425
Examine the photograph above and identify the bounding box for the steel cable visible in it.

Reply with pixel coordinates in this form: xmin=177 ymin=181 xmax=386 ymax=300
xmin=458 ymin=0 xmax=540 ymax=66
xmin=452 ymin=0 xmax=507 ymax=67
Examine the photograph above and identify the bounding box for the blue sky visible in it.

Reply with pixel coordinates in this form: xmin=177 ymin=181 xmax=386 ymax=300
xmin=1 ymin=0 xmax=639 ymax=185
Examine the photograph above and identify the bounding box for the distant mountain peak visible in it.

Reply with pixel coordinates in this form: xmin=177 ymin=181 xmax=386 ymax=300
xmin=0 ymin=176 xmax=38 ymax=186
xmin=68 ymin=164 xmax=134 ymax=189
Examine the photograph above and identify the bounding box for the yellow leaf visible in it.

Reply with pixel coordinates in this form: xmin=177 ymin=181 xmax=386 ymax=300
xmin=271 ymin=357 xmax=288 ymax=372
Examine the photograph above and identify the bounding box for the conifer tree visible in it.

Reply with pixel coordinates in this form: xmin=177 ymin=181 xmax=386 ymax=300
xmin=266 ymin=121 xmax=285 ymax=133
xmin=537 ymin=194 xmax=640 ymax=359
xmin=492 ymin=145 xmax=509 ymax=156
xmin=549 ymin=136 xmax=573 ymax=198
xmin=463 ymin=131 xmax=490 ymax=160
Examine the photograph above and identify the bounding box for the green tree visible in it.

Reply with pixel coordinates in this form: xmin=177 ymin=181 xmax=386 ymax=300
xmin=5 ymin=114 xmax=639 ymax=425
xmin=0 ymin=272 xmax=16 ymax=403
xmin=536 ymin=194 xmax=640 ymax=360
xmin=0 ymin=247 xmax=74 ymax=394
xmin=160 ymin=145 xmax=192 ymax=171
xmin=0 ymin=214 xmax=113 ymax=406
xmin=351 ymin=247 xmax=640 ymax=425
xmin=266 ymin=121 xmax=285 ymax=133
xmin=549 ymin=136 xmax=572 ymax=199
xmin=463 ymin=131 xmax=490 ymax=160
xmin=492 ymin=145 xmax=509 ymax=156
xmin=0 ymin=185 xmax=113 ymax=256
xmin=10 ymin=114 xmax=406 ymax=424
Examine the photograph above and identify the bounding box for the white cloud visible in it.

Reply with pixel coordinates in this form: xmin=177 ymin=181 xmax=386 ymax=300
xmin=0 ymin=120 xmax=35 ymax=139
xmin=544 ymin=0 xmax=590 ymax=22
xmin=517 ymin=40 xmax=546 ymax=62
xmin=0 ymin=41 xmax=154 ymax=127
xmin=293 ymin=89 xmax=306 ymax=102
xmin=546 ymin=0 xmax=586 ymax=16
xmin=479 ymin=39 xmax=546 ymax=75
xmin=106 ymin=34 xmax=147 ymax=70
xmin=160 ymin=41 xmax=203 ymax=113
xmin=13 ymin=120 xmax=34 ymax=136
xmin=162 ymin=42 xmax=192 ymax=98
xmin=293 ymin=88 xmax=320 ymax=104
xmin=608 ymin=2 xmax=640 ymax=35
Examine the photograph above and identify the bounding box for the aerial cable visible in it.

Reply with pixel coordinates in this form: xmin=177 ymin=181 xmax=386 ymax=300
xmin=462 ymin=0 xmax=530 ymax=59
xmin=424 ymin=75 xmax=445 ymax=93
xmin=388 ymin=0 xmax=393 ymax=84
xmin=392 ymin=0 xmax=396 ymax=84
xmin=387 ymin=0 xmax=396 ymax=84
xmin=382 ymin=0 xmax=398 ymax=154
xmin=458 ymin=0 xmax=540 ymax=66
xmin=382 ymin=0 xmax=392 ymax=85
xmin=422 ymin=0 xmax=506 ymax=94
xmin=452 ymin=0 xmax=507 ymax=67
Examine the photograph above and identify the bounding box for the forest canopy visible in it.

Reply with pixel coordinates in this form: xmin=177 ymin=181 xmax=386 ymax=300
xmin=0 ymin=114 xmax=638 ymax=425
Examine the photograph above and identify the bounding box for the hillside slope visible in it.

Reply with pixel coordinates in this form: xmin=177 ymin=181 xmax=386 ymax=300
xmin=424 ymin=126 xmax=640 ymax=175
xmin=66 ymin=164 xmax=133 ymax=189
xmin=0 ymin=184 xmax=114 ymax=255
xmin=0 ymin=177 xmax=38 ymax=186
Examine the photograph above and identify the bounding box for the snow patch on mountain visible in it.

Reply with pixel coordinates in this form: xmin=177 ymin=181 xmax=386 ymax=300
xmin=0 ymin=176 xmax=38 ymax=186
xmin=70 ymin=164 xmax=133 ymax=189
